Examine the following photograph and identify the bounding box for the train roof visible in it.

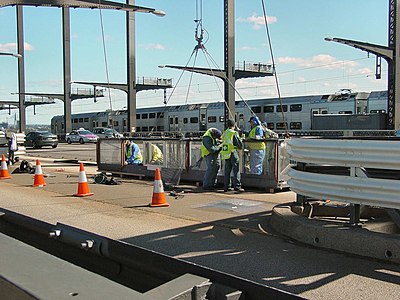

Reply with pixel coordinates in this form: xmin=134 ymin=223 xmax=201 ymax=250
xmin=51 ymin=90 xmax=386 ymax=120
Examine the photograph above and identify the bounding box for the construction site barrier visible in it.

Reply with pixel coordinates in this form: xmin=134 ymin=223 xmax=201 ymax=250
xmin=96 ymin=137 xmax=290 ymax=192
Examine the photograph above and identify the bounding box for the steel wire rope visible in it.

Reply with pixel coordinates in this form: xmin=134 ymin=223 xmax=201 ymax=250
xmin=149 ymin=50 xmax=197 ymax=134
xmin=97 ymin=1 xmax=114 ymax=130
xmin=261 ymin=0 xmax=288 ymax=136
xmin=200 ymin=46 xmax=257 ymax=124
xmin=184 ymin=48 xmax=200 ymax=105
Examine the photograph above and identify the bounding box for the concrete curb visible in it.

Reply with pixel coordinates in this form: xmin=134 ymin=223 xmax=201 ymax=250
xmin=271 ymin=203 xmax=400 ymax=264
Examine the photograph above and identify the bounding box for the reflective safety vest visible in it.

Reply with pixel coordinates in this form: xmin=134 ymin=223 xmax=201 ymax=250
xmin=126 ymin=143 xmax=143 ymax=162
xmin=247 ymin=126 xmax=265 ymax=150
xmin=201 ymin=129 xmax=215 ymax=158
xmin=220 ymin=128 xmax=236 ymax=160
xmin=151 ymin=145 xmax=163 ymax=162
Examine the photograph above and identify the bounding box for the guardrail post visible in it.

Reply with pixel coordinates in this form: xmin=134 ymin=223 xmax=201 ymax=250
xmin=349 ymin=204 xmax=361 ymax=226
xmin=348 ymin=167 xmax=361 ymax=226
xmin=295 ymin=162 xmax=307 ymax=205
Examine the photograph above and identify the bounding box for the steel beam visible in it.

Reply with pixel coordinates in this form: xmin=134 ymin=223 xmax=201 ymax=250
xmin=16 ymin=5 xmax=26 ymax=133
xmin=63 ymin=8 xmax=72 ymax=136
xmin=127 ymin=0 xmax=136 ymax=134
xmin=0 ymin=0 xmax=164 ymax=15
xmin=224 ymin=0 xmax=235 ymax=123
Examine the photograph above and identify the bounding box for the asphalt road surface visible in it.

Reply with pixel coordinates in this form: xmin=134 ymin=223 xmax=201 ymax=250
xmin=24 ymin=142 xmax=97 ymax=162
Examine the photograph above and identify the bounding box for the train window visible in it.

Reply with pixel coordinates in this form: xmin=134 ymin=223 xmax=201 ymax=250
xmin=136 ymin=114 xmax=141 ymax=120
xmin=276 ymin=122 xmax=288 ymax=130
xmin=290 ymin=104 xmax=302 ymax=112
xmin=267 ymin=122 xmax=274 ymax=129
xmin=149 ymin=113 xmax=156 ymax=119
xmin=290 ymin=122 xmax=302 ymax=130
xmin=321 ymin=110 xmax=328 ymax=114
xmin=239 ymin=114 xmax=244 ymax=120
xmin=136 ymin=127 xmax=141 ymax=132
xmin=208 ymin=116 xmax=217 ymax=123
xmin=339 ymin=111 xmax=352 ymax=114
xmin=142 ymin=126 xmax=148 ymax=132
xmin=169 ymin=118 xmax=173 ymax=124
xmin=79 ymin=118 xmax=83 ymax=122
xmin=113 ymin=121 xmax=119 ymax=127
xmin=102 ymin=122 xmax=107 ymax=127
xmin=175 ymin=117 xmax=178 ymax=124
xmin=183 ymin=118 xmax=188 ymax=124
xmin=276 ymin=105 xmax=287 ymax=112
xmin=142 ymin=113 xmax=148 ymax=119
xmin=251 ymin=106 xmax=262 ymax=113
xmin=190 ymin=117 xmax=199 ymax=123
xmin=157 ymin=112 xmax=164 ymax=118
xmin=157 ymin=126 xmax=164 ymax=131
xmin=219 ymin=116 xmax=224 ymax=122
xmin=264 ymin=105 xmax=274 ymax=113
xmin=123 ymin=119 xmax=127 ymax=126
xmin=201 ymin=114 xmax=206 ymax=121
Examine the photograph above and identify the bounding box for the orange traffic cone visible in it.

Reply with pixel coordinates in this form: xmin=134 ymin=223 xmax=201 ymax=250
xmin=74 ymin=162 xmax=94 ymax=197
xmin=33 ymin=159 xmax=46 ymax=187
xmin=150 ymin=168 xmax=169 ymax=207
xmin=0 ymin=154 xmax=11 ymax=179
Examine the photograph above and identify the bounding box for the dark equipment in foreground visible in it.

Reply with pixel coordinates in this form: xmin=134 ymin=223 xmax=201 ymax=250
xmin=0 ymin=209 xmax=301 ymax=299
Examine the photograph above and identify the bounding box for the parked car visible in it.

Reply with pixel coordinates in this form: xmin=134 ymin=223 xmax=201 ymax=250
xmin=24 ymin=131 xmax=58 ymax=149
xmin=93 ymin=127 xmax=123 ymax=138
xmin=66 ymin=129 xmax=98 ymax=144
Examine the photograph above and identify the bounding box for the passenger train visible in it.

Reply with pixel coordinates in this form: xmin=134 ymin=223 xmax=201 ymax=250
xmin=50 ymin=89 xmax=388 ymax=136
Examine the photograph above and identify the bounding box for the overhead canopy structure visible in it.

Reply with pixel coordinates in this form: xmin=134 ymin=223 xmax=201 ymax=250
xmin=0 ymin=0 xmax=165 ymax=15
xmin=325 ymin=0 xmax=400 ymax=130
xmin=0 ymin=0 xmax=164 ymax=134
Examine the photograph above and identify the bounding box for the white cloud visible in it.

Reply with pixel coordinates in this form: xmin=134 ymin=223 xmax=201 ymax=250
xmin=139 ymin=43 xmax=166 ymax=50
xmin=239 ymin=46 xmax=257 ymax=51
xmin=237 ymin=14 xmax=277 ymax=30
xmin=277 ymin=54 xmax=358 ymax=70
xmin=0 ymin=42 xmax=34 ymax=52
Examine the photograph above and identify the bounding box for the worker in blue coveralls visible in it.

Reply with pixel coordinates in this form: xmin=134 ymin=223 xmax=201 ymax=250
xmin=124 ymin=139 xmax=143 ymax=165
xmin=201 ymin=128 xmax=222 ymax=191
xmin=246 ymin=116 xmax=265 ymax=175
xmin=220 ymin=119 xmax=244 ymax=193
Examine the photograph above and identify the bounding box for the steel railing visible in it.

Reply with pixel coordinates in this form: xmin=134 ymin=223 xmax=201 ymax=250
xmin=287 ymin=137 xmax=400 ymax=210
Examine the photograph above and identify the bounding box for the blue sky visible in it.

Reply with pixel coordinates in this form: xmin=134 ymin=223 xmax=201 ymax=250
xmin=0 ymin=0 xmax=389 ymax=125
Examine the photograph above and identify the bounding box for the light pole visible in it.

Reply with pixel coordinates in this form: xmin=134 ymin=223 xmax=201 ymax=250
xmin=0 ymin=52 xmax=22 ymax=58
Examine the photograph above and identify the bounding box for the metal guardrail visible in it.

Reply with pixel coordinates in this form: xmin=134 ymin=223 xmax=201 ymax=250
xmin=288 ymin=137 xmax=400 ymax=170
xmin=288 ymin=168 xmax=400 ymax=210
xmin=287 ymin=137 xmax=400 ymax=210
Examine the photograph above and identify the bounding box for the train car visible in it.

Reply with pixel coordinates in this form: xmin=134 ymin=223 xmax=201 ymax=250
xmin=51 ymin=89 xmax=388 ymax=136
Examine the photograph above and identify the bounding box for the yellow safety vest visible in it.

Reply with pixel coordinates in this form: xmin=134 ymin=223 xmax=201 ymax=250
xmin=126 ymin=143 xmax=143 ymax=162
xmin=201 ymin=129 xmax=215 ymax=158
xmin=220 ymin=128 xmax=236 ymax=160
xmin=247 ymin=126 xmax=265 ymax=150
xmin=151 ymin=145 xmax=163 ymax=162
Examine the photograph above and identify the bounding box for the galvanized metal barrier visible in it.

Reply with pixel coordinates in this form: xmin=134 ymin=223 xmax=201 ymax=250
xmin=0 ymin=209 xmax=301 ymax=300
xmin=287 ymin=136 xmax=400 ymax=212
xmin=0 ymin=132 xmax=26 ymax=158
xmin=96 ymin=137 xmax=290 ymax=192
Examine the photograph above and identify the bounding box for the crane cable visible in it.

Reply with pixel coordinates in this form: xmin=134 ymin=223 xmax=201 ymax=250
xmin=261 ymin=0 xmax=289 ymax=136
xmin=97 ymin=2 xmax=114 ymax=130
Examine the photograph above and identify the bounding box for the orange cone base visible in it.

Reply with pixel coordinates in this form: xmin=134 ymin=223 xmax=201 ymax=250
xmin=33 ymin=182 xmax=47 ymax=187
xmin=0 ymin=174 xmax=11 ymax=180
xmin=149 ymin=201 xmax=170 ymax=207
xmin=74 ymin=192 xmax=94 ymax=197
